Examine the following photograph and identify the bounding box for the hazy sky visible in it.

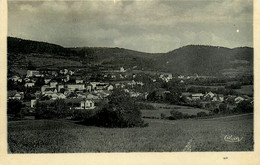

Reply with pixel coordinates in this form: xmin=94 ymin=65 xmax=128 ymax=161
xmin=8 ymin=0 xmax=253 ymax=53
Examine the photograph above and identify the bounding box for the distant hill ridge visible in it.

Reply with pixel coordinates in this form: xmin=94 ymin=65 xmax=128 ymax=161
xmin=7 ymin=37 xmax=253 ymax=76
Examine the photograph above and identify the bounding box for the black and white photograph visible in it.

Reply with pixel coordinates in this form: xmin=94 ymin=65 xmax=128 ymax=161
xmin=6 ymin=0 xmax=254 ymax=154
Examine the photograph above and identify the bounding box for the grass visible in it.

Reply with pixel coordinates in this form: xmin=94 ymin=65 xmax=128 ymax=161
xmin=8 ymin=114 xmax=253 ymax=153
xmin=235 ymin=85 xmax=253 ymax=96
xmin=181 ymin=114 xmax=254 ymax=151
xmin=8 ymin=120 xmax=189 ymax=153
xmin=141 ymin=102 xmax=209 ymax=118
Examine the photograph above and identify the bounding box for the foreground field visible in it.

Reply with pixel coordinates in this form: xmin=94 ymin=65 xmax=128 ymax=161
xmin=8 ymin=114 xmax=253 ymax=153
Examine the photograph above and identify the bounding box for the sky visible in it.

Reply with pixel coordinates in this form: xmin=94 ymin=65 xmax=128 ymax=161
xmin=8 ymin=0 xmax=253 ymax=53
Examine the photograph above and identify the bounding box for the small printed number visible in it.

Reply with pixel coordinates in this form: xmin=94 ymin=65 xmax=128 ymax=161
xmin=223 ymin=157 xmax=228 ymax=160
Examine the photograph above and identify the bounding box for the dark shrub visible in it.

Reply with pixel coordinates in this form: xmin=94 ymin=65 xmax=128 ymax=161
xmin=82 ymin=89 xmax=148 ymax=127
xmin=35 ymin=99 xmax=70 ymax=119
xmin=7 ymin=99 xmax=24 ymax=117
xmin=169 ymin=110 xmax=183 ymax=120
xmin=161 ymin=113 xmax=166 ymax=119
xmin=234 ymin=100 xmax=253 ymax=113
xmin=136 ymin=103 xmax=156 ymax=110
xmin=196 ymin=111 xmax=208 ymax=117
xmin=219 ymin=103 xmax=228 ymax=114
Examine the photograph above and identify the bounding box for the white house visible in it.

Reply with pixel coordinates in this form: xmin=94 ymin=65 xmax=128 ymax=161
xmin=8 ymin=91 xmax=24 ymax=100
xmin=69 ymin=70 xmax=75 ymax=75
xmin=60 ymin=69 xmax=68 ymax=75
xmin=235 ymin=96 xmax=245 ymax=104
xmin=57 ymin=93 xmax=66 ymax=99
xmin=191 ymin=93 xmax=204 ymax=100
xmin=9 ymin=75 xmax=20 ymax=82
xmin=66 ymin=84 xmax=85 ymax=91
xmin=120 ymin=67 xmax=126 ymax=72
xmin=212 ymin=94 xmax=224 ymax=102
xmin=31 ymin=99 xmax=37 ymax=108
xmin=86 ymin=85 xmax=92 ymax=92
xmin=27 ymin=70 xmax=41 ymax=77
xmin=50 ymin=81 xmax=58 ymax=88
xmin=107 ymin=85 xmax=114 ymax=91
xmin=204 ymin=92 xmax=215 ymax=99
xmin=41 ymin=85 xmax=50 ymax=92
xmin=76 ymin=79 xmax=84 ymax=84
xmin=24 ymin=82 xmax=35 ymax=87
xmin=57 ymin=84 xmax=65 ymax=92
xmin=43 ymin=88 xmax=58 ymax=95
xmin=80 ymin=100 xmax=95 ymax=109
xmin=44 ymin=78 xmax=52 ymax=84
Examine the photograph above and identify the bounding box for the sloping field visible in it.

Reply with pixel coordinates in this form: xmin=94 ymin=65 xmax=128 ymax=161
xmin=8 ymin=114 xmax=253 ymax=153
xmin=235 ymin=85 xmax=253 ymax=96
xmin=141 ymin=103 xmax=209 ymax=118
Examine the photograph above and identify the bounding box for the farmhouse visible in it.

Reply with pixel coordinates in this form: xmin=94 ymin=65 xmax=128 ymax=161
xmin=66 ymin=84 xmax=85 ymax=91
xmin=204 ymin=92 xmax=215 ymax=99
xmin=41 ymin=85 xmax=50 ymax=92
xmin=66 ymin=98 xmax=96 ymax=110
xmin=8 ymin=91 xmax=24 ymax=100
xmin=212 ymin=94 xmax=224 ymax=102
xmin=191 ymin=93 xmax=204 ymax=100
xmin=90 ymin=82 xmax=108 ymax=90
xmin=80 ymin=100 xmax=95 ymax=109
xmin=76 ymin=78 xmax=84 ymax=84
xmin=60 ymin=69 xmax=68 ymax=75
xmin=27 ymin=70 xmax=41 ymax=77
xmin=44 ymin=78 xmax=52 ymax=84
xmin=43 ymin=88 xmax=58 ymax=95
xmin=159 ymin=73 xmax=173 ymax=82
xmin=9 ymin=75 xmax=21 ymax=82
xmin=235 ymin=96 xmax=245 ymax=104
xmin=31 ymin=99 xmax=37 ymax=108
xmin=24 ymin=82 xmax=35 ymax=87
xmin=50 ymin=81 xmax=58 ymax=88
xmin=57 ymin=84 xmax=65 ymax=92
xmin=107 ymin=85 xmax=114 ymax=91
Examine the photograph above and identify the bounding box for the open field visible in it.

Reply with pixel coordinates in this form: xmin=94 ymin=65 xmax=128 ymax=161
xmin=186 ymin=84 xmax=225 ymax=89
xmin=8 ymin=113 xmax=253 ymax=153
xmin=235 ymin=85 xmax=253 ymax=96
xmin=141 ymin=102 xmax=209 ymax=118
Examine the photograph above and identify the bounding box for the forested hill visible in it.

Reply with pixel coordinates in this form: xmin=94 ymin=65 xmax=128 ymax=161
xmin=7 ymin=37 xmax=253 ymax=76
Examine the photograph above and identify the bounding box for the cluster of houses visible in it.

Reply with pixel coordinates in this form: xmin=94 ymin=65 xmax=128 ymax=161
xmin=8 ymin=67 xmax=253 ymax=112
xmin=8 ymin=67 xmax=148 ymax=110
xmin=181 ymin=91 xmax=253 ymax=104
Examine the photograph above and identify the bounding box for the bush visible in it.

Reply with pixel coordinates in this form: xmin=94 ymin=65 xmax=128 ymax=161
xmin=35 ymin=102 xmax=54 ymax=119
xmin=169 ymin=110 xmax=184 ymax=120
xmin=234 ymin=100 xmax=253 ymax=113
xmin=136 ymin=103 xmax=156 ymax=110
xmin=82 ymin=89 xmax=148 ymax=128
xmin=161 ymin=113 xmax=166 ymax=119
xmin=7 ymin=99 xmax=24 ymax=117
xmin=72 ymin=109 xmax=95 ymax=121
xmin=196 ymin=112 xmax=208 ymax=117
xmin=35 ymin=99 xmax=70 ymax=119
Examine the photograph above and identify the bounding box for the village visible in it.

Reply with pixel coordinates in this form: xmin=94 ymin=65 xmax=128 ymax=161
xmin=7 ymin=64 xmax=254 ymax=117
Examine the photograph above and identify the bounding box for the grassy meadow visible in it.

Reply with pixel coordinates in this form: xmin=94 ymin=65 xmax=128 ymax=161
xmin=8 ymin=113 xmax=253 ymax=153
xmin=235 ymin=85 xmax=254 ymax=96
xmin=141 ymin=102 xmax=209 ymax=119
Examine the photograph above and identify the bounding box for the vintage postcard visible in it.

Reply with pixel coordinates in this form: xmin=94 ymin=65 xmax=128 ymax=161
xmin=0 ymin=0 xmax=259 ymax=164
